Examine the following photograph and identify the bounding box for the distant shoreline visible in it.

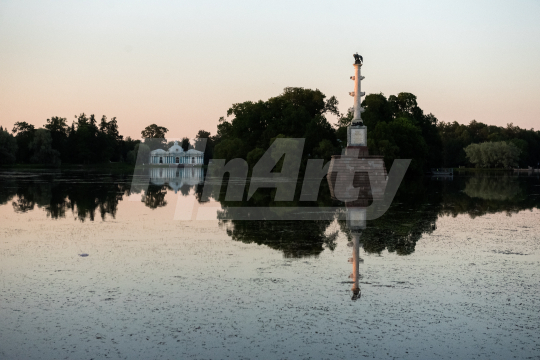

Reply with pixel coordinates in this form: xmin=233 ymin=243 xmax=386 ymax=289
xmin=0 ymin=163 xmax=211 ymax=173
xmin=0 ymin=163 xmax=136 ymax=172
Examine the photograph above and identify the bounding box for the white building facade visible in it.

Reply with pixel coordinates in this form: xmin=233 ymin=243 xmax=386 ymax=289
xmin=149 ymin=141 xmax=204 ymax=165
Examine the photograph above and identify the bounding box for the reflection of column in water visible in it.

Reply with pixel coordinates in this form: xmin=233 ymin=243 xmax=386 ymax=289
xmin=347 ymin=207 xmax=365 ymax=301
xmin=350 ymin=232 xmax=363 ymax=301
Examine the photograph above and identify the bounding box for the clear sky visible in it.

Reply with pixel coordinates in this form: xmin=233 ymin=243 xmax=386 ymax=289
xmin=1 ymin=0 xmax=539 ymax=140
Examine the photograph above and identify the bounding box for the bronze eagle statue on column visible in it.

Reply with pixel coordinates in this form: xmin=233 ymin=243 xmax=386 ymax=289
xmin=353 ymin=53 xmax=363 ymax=64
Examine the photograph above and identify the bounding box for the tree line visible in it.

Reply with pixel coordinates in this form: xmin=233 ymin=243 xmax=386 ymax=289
xmin=439 ymin=120 xmax=539 ymax=168
xmin=1 ymin=87 xmax=539 ymax=170
xmin=196 ymin=88 xmax=539 ymax=173
xmin=0 ymin=114 xmax=138 ymax=166
xmin=0 ymin=115 xmax=198 ymax=166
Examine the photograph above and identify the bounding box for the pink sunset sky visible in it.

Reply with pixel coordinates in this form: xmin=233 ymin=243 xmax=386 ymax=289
xmin=1 ymin=0 xmax=539 ymax=140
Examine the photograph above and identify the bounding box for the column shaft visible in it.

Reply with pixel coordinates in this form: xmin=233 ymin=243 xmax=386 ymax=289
xmin=353 ymin=64 xmax=362 ymax=121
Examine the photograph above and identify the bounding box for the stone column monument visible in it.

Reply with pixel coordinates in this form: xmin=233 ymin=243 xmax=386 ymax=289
xmin=326 ymin=53 xmax=389 ymax=300
xmin=347 ymin=52 xmax=368 ymax=156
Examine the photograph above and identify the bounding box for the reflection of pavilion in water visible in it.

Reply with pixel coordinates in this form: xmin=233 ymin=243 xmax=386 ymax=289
xmin=149 ymin=167 xmax=204 ymax=193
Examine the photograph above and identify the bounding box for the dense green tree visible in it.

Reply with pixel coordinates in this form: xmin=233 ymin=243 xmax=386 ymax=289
xmin=64 ymin=123 xmax=77 ymax=163
xmin=29 ymin=129 xmax=61 ymax=166
xmin=127 ymin=143 xmax=150 ymax=165
xmin=44 ymin=116 xmax=69 ymax=160
xmin=438 ymin=120 xmax=540 ymax=168
xmin=181 ymin=137 xmax=192 ymax=151
xmin=141 ymin=124 xmax=168 ymax=150
xmin=388 ymin=93 xmax=442 ymax=169
xmin=72 ymin=113 xmax=99 ymax=163
xmin=120 ymin=136 xmax=140 ymax=162
xmin=214 ymin=87 xmax=340 ymax=170
xmin=194 ymin=130 xmax=217 ymax=164
xmin=369 ymin=117 xmax=429 ymax=174
xmin=12 ymin=121 xmax=35 ymax=163
xmin=0 ymin=126 xmax=18 ymax=164
xmin=214 ymin=138 xmax=245 ymax=161
xmin=336 ymin=92 xmax=438 ymax=174
xmin=97 ymin=116 xmax=123 ymax=162
xmin=465 ymin=141 xmax=521 ymax=168
xmin=141 ymin=124 xmax=168 ymax=139
xmin=5 ymin=116 xmax=151 ymax=165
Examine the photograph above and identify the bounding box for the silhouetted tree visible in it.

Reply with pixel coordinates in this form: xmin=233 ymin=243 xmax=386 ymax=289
xmin=12 ymin=121 xmax=35 ymax=163
xmin=0 ymin=126 xmax=18 ymax=164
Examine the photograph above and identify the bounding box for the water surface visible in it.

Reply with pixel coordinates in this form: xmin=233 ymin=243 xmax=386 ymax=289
xmin=0 ymin=170 xmax=539 ymax=359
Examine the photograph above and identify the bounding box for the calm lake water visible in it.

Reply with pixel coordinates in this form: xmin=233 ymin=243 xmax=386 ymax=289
xmin=1 ymin=169 xmax=539 ymax=359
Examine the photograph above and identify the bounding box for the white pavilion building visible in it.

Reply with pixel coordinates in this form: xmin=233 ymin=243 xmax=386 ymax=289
xmin=149 ymin=141 xmax=204 ymax=165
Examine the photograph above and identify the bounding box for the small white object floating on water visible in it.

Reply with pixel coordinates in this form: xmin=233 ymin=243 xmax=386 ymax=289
xmin=79 ymin=253 xmax=89 ymax=257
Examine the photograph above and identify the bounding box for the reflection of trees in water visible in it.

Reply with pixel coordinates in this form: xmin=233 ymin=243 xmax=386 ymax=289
xmin=219 ymin=219 xmax=338 ymax=258
xmin=2 ymin=172 xmax=130 ymax=221
xmin=354 ymin=174 xmax=539 ymax=255
xmin=213 ymin=178 xmax=443 ymax=257
xmin=178 ymin=184 xmax=190 ymax=196
xmin=213 ymin=174 xmax=540 ymax=257
xmin=216 ymin=182 xmax=340 ymax=258
xmin=339 ymin=177 xmax=442 ymax=256
xmin=440 ymin=174 xmax=539 ymax=219
xmin=2 ymin=171 xmax=539 ymax=254
xmin=463 ymin=175 xmax=523 ymax=201
xmin=143 ymin=184 xmax=168 ymax=209
xmin=1 ymin=170 xmax=201 ymax=218
xmin=0 ymin=178 xmax=17 ymax=206
xmin=12 ymin=180 xmax=65 ymax=217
